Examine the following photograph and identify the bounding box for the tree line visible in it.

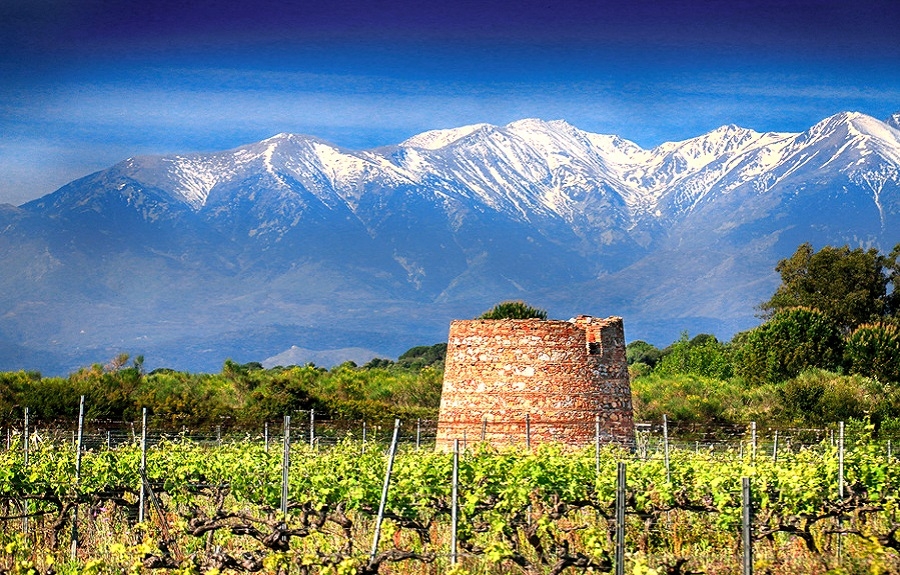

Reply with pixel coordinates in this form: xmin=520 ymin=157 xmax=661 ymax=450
xmin=0 ymin=345 xmax=446 ymax=428
xmin=628 ymin=242 xmax=900 ymax=431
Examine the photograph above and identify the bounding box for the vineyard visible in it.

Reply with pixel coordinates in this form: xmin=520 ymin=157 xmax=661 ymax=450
xmin=1 ymin=418 xmax=900 ymax=575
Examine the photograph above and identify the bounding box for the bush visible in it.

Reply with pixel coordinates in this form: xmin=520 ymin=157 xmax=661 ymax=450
xmin=654 ymin=333 xmax=733 ymax=380
xmin=397 ymin=343 xmax=447 ymax=370
xmin=631 ymin=373 xmax=770 ymax=425
xmin=315 ymin=397 xmax=437 ymax=425
xmin=734 ymin=308 xmax=844 ymax=385
xmin=844 ymin=322 xmax=900 ymax=383
xmin=628 ymin=362 xmax=654 ymax=379
xmin=778 ymin=369 xmax=872 ymax=425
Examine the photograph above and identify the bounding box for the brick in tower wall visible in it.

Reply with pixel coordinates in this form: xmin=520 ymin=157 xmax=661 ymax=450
xmin=435 ymin=315 xmax=635 ymax=449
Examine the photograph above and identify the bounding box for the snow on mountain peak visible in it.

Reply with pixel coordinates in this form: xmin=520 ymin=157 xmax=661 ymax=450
xmin=262 ymin=132 xmax=293 ymax=142
xmin=59 ymin=111 xmax=900 ymax=229
xmin=888 ymin=112 xmax=900 ymax=131
xmin=400 ymin=123 xmax=493 ymax=150
xmin=796 ymin=112 xmax=900 ymax=163
xmin=165 ymin=156 xmax=222 ymax=208
xmin=843 ymin=112 xmax=896 ymax=136
xmin=804 ymin=111 xmax=883 ymax=138
xmin=505 ymin=118 xmax=571 ymax=133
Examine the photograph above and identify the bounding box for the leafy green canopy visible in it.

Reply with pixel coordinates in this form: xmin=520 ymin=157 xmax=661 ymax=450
xmin=625 ymin=340 xmax=662 ymax=369
xmin=760 ymin=242 xmax=900 ymax=333
xmin=477 ymin=300 xmax=548 ymax=320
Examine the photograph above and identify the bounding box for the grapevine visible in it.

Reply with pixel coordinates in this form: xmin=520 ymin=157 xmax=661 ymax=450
xmin=0 ymin=435 xmax=899 ymax=574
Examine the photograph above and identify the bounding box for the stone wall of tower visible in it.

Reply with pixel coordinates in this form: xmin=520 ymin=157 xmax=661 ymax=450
xmin=435 ymin=316 xmax=634 ymax=450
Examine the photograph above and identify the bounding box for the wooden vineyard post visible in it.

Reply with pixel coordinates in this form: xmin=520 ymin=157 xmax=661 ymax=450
xmin=838 ymin=421 xmax=845 ymax=559
xmin=838 ymin=422 xmax=845 ymax=499
xmin=751 ymin=421 xmax=757 ymax=460
xmin=23 ymin=407 xmax=29 ymax=534
xmin=23 ymin=407 xmax=29 ymax=466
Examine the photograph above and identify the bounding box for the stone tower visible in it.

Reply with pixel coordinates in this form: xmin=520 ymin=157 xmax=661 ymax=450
xmin=435 ymin=315 xmax=634 ymax=450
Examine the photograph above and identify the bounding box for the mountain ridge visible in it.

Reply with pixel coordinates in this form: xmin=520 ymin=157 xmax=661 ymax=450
xmin=4 ymin=110 xmax=900 ymax=375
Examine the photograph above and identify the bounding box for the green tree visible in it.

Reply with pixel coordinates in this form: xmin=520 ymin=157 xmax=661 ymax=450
xmin=888 ymin=243 xmax=900 ymax=316
xmin=626 ymin=340 xmax=662 ymax=369
xmin=477 ymin=300 xmax=548 ymax=320
xmin=761 ymin=242 xmax=896 ymax=333
xmin=734 ymin=308 xmax=844 ymax=385
xmin=397 ymin=343 xmax=448 ymax=370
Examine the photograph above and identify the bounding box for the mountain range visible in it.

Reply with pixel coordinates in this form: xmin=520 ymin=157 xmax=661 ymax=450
xmin=2 ymin=111 xmax=899 ymax=374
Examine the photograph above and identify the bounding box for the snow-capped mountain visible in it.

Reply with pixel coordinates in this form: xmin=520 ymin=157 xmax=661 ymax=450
xmin=3 ymin=111 xmax=900 ymax=374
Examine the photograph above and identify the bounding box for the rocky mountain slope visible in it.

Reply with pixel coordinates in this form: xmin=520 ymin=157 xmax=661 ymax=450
xmin=2 ymin=111 xmax=899 ymax=374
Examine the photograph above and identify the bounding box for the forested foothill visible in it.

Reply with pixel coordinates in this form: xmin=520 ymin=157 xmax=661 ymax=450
xmin=2 ymin=242 xmax=900 ymax=433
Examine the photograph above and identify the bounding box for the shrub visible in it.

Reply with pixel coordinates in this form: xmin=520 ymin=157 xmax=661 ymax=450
xmin=844 ymin=322 xmax=900 ymax=383
xmin=778 ymin=369 xmax=872 ymax=425
xmin=632 ymin=373 xmax=751 ymax=425
xmin=654 ymin=333 xmax=733 ymax=380
xmin=734 ymin=308 xmax=844 ymax=385
xmin=628 ymin=362 xmax=653 ymax=379
xmin=396 ymin=343 xmax=448 ymax=370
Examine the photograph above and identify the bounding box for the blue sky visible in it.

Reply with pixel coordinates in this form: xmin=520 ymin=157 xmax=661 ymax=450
xmin=2 ymin=0 xmax=899 ymax=205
